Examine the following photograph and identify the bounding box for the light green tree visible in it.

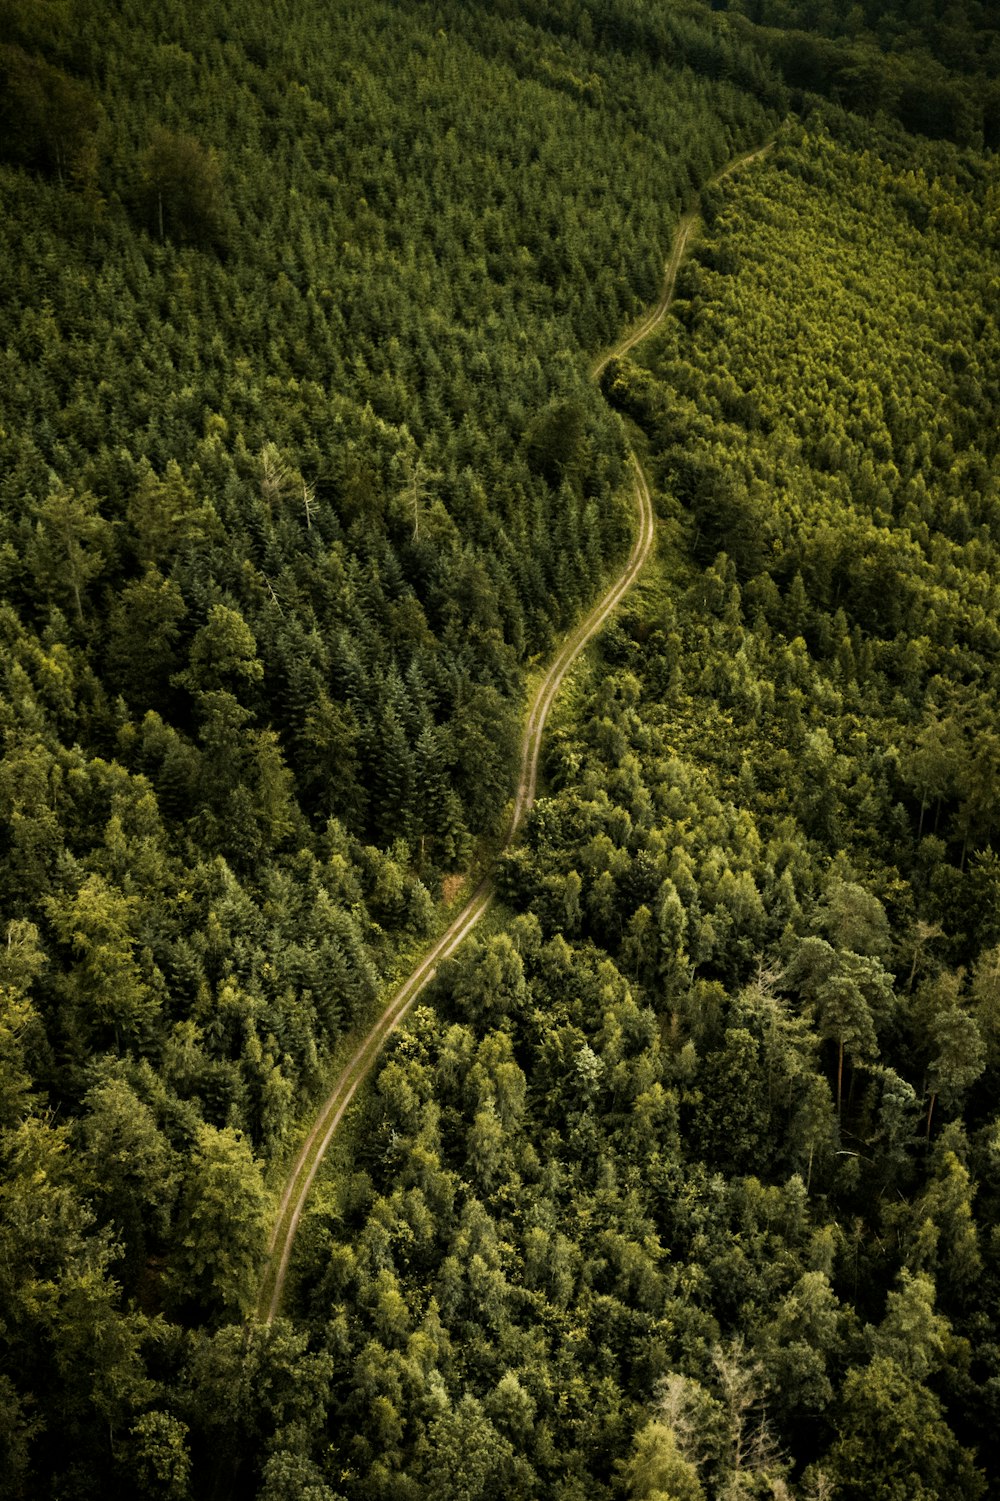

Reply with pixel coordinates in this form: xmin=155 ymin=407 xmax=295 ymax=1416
xmin=165 ymin=1123 xmax=268 ymax=1320
xmin=27 ymin=483 xmax=111 ymax=622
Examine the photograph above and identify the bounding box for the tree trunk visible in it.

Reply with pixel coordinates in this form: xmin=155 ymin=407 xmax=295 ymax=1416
xmin=837 ymin=1038 xmax=844 ymax=1120
xmin=926 ymin=1090 xmax=936 ymax=1143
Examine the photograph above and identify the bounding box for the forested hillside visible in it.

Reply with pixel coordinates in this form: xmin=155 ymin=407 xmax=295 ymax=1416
xmin=0 ymin=0 xmax=781 ymax=1495
xmin=2 ymin=0 xmax=999 ymax=1497
xmin=716 ymin=0 xmax=1000 ymax=145
xmin=274 ymin=114 xmax=1000 ymax=1499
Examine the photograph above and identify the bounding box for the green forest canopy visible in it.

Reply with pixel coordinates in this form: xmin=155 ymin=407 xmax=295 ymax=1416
xmin=1 ymin=0 xmax=999 ymax=1497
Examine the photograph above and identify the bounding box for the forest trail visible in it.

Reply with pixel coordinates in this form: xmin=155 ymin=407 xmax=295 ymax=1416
xmin=256 ymin=139 xmax=771 ymax=1324
xmin=591 ymin=140 xmax=772 ymax=381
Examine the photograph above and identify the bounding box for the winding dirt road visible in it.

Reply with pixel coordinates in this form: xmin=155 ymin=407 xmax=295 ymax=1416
xmin=257 ymin=140 xmax=770 ymax=1324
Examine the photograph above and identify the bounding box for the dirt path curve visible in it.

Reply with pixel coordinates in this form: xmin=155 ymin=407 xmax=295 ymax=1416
xmin=591 ymin=140 xmax=772 ymax=383
xmin=257 ymin=139 xmax=771 ymax=1324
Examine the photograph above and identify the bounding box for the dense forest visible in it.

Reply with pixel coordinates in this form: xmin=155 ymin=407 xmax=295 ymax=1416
xmin=1 ymin=0 xmax=999 ymax=1497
